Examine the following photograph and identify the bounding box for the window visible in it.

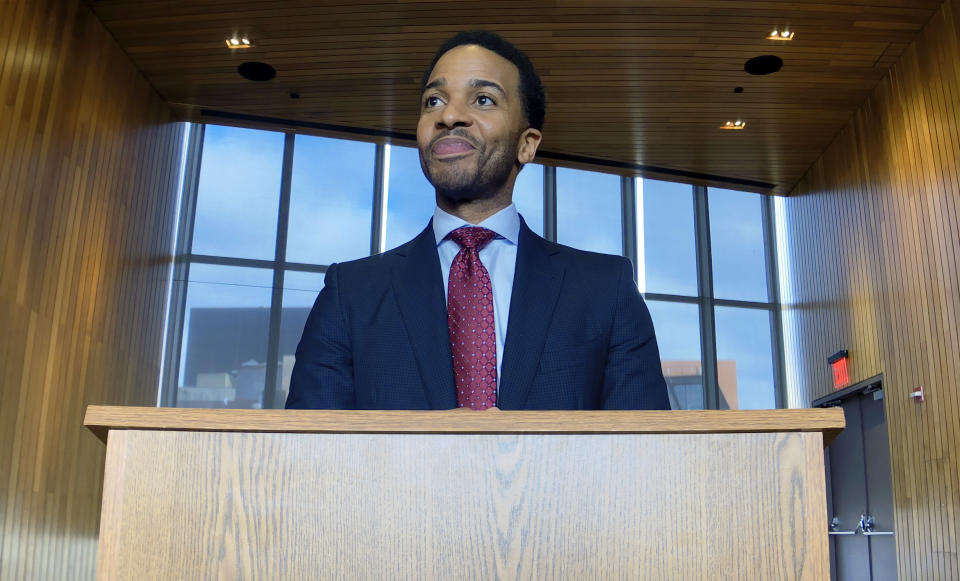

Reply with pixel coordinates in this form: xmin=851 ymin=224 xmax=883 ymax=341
xmin=707 ymin=187 xmax=779 ymax=409
xmin=709 ymin=188 xmax=769 ymax=302
xmin=162 ymin=123 xmax=783 ymax=410
xmin=385 ymin=144 xmax=435 ymax=251
xmin=640 ymin=179 xmax=697 ymax=296
xmin=714 ymin=306 xmax=777 ymax=409
xmin=646 ymin=300 xmax=703 ymax=410
xmin=191 ymin=125 xmax=283 ymax=260
xmin=165 ymin=126 xmax=382 ymax=409
xmin=277 ymin=271 xmax=326 ymax=406
xmin=177 ymin=264 xmax=273 ymax=408
xmin=557 ymin=167 xmax=622 ymax=255
xmin=513 ymin=164 xmax=544 ymax=235
xmin=287 ymin=135 xmax=376 ymax=265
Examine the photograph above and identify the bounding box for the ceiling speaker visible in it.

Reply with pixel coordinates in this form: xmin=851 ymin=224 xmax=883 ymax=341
xmin=238 ymin=62 xmax=276 ymax=82
xmin=744 ymin=55 xmax=783 ymax=75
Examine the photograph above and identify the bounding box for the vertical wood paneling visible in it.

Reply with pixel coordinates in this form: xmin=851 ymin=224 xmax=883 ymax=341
xmin=782 ymin=0 xmax=960 ymax=578
xmin=0 ymin=0 xmax=182 ymax=578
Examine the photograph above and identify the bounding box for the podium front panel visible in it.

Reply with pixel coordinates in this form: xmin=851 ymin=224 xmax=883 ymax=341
xmin=97 ymin=429 xmax=827 ymax=580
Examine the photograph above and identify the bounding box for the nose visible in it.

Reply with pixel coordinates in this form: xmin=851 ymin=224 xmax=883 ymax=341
xmin=437 ymin=98 xmax=472 ymax=129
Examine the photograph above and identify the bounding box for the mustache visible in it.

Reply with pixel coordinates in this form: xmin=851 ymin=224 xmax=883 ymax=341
xmin=429 ymin=129 xmax=480 ymax=151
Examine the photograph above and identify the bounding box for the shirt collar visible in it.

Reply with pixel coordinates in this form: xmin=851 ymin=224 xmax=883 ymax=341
xmin=432 ymin=203 xmax=521 ymax=247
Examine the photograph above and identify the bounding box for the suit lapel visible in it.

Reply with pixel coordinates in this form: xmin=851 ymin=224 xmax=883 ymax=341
xmin=498 ymin=222 xmax=564 ymax=409
xmin=392 ymin=223 xmax=457 ymax=409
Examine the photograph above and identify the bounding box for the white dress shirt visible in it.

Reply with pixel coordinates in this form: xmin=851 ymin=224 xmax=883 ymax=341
xmin=433 ymin=204 xmax=521 ymax=385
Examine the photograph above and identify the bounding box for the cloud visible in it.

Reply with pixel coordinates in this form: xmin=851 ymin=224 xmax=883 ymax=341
xmin=287 ymin=136 xmax=377 ymax=264
xmin=192 ymin=126 xmax=286 ymax=259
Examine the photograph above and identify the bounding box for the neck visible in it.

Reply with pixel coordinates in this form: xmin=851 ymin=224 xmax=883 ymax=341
xmin=436 ymin=191 xmax=512 ymax=225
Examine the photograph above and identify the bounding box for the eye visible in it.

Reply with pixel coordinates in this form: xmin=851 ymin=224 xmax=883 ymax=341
xmin=476 ymin=95 xmax=496 ymax=106
xmin=424 ymin=95 xmax=442 ymax=109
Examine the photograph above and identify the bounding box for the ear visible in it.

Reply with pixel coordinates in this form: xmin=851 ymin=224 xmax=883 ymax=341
xmin=516 ymin=127 xmax=542 ymax=165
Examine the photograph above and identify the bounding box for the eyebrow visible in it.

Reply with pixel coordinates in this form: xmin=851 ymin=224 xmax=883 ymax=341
xmin=422 ymin=78 xmax=506 ymax=96
xmin=424 ymin=78 xmax=445 ymax=92
xmin=469 ymin=79 xmax=506 ymax=95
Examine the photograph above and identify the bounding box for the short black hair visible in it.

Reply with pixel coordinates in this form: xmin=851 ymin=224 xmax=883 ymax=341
xmin=420 ymin=30 xmax=546 ymax=131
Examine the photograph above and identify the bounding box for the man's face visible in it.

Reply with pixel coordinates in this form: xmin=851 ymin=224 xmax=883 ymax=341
xmin=417 ymin=45 xmax=536 ymax=202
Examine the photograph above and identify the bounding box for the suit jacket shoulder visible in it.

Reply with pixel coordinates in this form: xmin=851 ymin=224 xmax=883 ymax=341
xmin=287 ymin=223 xmax=456 ymax=410
xmin=532 ymin=233 xmax=633 ymax=274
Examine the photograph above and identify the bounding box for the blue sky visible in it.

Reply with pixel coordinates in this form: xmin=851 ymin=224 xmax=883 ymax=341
xmin=287 ymin=136 xmax=376 ymax=264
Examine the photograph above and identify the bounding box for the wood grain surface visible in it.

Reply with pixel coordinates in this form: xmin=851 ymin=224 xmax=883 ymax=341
xmin=85 ymin=0 xmax=943 ymax=194
xmin=0 ymin=1 xmax=182 ymax=579
xmin=84 ymin=405 xmax=845 ymax=443
xmin=781 ymin=0 xmax=960 ymax=577
xmin=96 ymin=428 xmax=829 ymax=580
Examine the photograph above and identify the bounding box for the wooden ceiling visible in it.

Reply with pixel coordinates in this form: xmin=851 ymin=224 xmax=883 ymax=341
xmin=88 ymin=0 xmax=943 ymax=194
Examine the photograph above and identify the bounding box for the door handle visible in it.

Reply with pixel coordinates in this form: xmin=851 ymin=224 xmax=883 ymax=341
xmin=828 ymin=515 xmax=894 ymax=536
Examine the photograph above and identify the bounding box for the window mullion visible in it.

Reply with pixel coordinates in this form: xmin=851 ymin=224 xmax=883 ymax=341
xmin=543 ymin=165 xmax=557 ymax=242
xmin=763 ymin=195 xmax=787 ymax=408
xmin=621 ymin=176 xmax=638 ymax=283
xmin=371 ymin=143 xmax=388 ymax=255
xmin=160 ymin=123 xmax=205 ymax=408
xmin=694 ymin=185 xmax=719 ymax=410
xmin=263 ymin=132 xmax=296 ymax=409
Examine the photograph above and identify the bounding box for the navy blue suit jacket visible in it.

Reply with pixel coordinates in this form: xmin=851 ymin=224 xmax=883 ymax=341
xmin=286 ymin=220 xmax=670 ymax=410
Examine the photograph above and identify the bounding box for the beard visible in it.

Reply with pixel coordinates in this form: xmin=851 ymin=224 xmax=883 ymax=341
xmin=419 ymin=131 xmax=518 ymax=203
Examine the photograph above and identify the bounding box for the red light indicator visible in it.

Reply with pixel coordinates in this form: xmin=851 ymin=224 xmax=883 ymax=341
xmin=828 ymin=350 xmax=850 ymax=390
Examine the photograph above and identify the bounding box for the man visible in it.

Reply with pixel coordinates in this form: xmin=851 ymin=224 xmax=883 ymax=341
xmin=286 ymin=30 xmax=669 ymax=410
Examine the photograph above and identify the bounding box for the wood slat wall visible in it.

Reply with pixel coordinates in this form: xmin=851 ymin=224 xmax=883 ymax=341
xmin=0 ymin=0 xmax=183 ymax=578
xmin=781 ymin=0 xmax=960 ymax=577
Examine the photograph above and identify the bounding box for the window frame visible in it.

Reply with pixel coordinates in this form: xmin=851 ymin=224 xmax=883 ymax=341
xmin=160 ymin=123 xmax=785 ymax=410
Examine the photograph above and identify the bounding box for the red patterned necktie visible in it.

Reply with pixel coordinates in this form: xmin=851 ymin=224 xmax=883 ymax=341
xmin=447 ymin=226 xmax=498 ymax=410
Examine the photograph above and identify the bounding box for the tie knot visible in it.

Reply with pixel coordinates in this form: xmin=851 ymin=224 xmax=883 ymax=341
xmin=448 ymin=226 xmax=497 ymax=251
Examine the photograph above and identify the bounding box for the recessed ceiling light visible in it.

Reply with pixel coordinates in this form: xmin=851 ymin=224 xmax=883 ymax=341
xmin=767 ymin=29 xmax=794 ymax=41
xmin=226 ymin=36 xmax=253 ymax=49
xmin=720 ymin=120 xmax=746 ymax=130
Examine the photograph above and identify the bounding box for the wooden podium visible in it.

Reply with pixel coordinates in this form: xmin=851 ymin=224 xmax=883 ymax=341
xmin=84 ymin=406 xmax=844 ymax=580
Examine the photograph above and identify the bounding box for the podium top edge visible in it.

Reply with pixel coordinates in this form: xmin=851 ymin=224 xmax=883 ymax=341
xmin=84 ymin=406 xmax=845 ymax=444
